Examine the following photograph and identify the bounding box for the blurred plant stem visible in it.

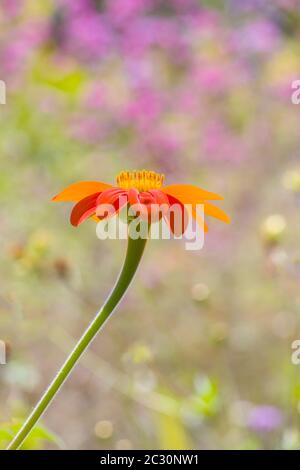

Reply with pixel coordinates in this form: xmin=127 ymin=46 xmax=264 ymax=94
xmin=6 ymin=235 xmax=147 ymax=450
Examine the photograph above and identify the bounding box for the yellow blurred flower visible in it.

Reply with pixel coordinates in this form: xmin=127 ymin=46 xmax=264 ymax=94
xmin=261 ymin=214 xmax=287 ymax=245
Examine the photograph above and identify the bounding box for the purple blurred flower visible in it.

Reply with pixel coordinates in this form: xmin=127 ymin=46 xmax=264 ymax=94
xmin=273 ymin=0 xmax=298 ymax=7
xmin=1 ymin=23 xmax=48 ymax=76
xmin=141 ymin=131 xmax=182 ymax=171
xmin=84 ymin=85 xmax=107 ymax=109
xmin=123 ymin=87 xmax=164 ymax=129
xmin=125 ymin=58 xmax=155 ymax=87
xmin=178 ymin=88 xmax=200 ymax=114
xmin=202 ymin=120 xmax=244 ymax=163
xmin=121 ymin=17 xmax=183 ymax=58
xmin=230 ymin=0 xmax=266 ymax=11
xmin=107 ymin=0 xmax=151 ymax=26
xmin=186 ymin=9 xmax=221 ymax=31
xmin=192 ymin=64 xmax=235 ymax=94
xmin=65 ymin=13 xmax=114 ymax=60
xmin=70 ymin=116 xmax=106 ymax=144
xmin=171 ymin=0 xmax=200 ymax=12
xmin=60 ymin=0 xmax=95 ymax=15
xmin=232 ymin=20 xmax=280 ymax=54
xmin=271 ymin=76 xmax=297 ymax=101
xmin=248 ymin=405 xmax=283 ymax=433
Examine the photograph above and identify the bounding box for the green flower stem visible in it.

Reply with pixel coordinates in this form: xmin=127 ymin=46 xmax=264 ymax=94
xmin=7 ymin=235 xmax=147 ymax=450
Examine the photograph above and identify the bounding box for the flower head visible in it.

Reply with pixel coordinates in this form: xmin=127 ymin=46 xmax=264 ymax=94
xmin=52 ymin=170 xmax=230 ymax=235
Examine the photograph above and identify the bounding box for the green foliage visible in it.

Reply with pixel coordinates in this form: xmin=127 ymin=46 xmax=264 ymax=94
xmin=0 ymin=421 xmax=62 ymax=450
xmin=156 ymin=413 xmax=191 ymax=450
xmin=191 ymin=376 xmax=220 ymax=418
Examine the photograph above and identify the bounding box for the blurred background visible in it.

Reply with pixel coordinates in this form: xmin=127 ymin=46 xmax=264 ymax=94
xmin=1 ymin=0 xmax=300 ymax=450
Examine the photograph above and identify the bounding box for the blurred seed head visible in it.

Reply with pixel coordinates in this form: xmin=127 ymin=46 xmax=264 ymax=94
xmin=9 ymin=230 xmax=53 ymax=273
xmin=209 ymin=321 xmax=228 ymax=344
xmin=261 ymin=214 xmax=287 ymax=245
xmin=132 ymin=369 xmax=157 ymax=393
xmin=94 ymin=420 xmax=113 ymax=439
xmin=191 ymin=283 xmax=210 ymax=302
xmin=28 ymin=230 xmax=52 ymax=255
xmin=283 ymin=169 xmax=300 ymax=192
xmin=3 ymin=341 xmax=11 ymax=362
xmin=269 ymin=248 xmax=288 ymax=268
xmin=271 ymin=311 xmax=297 ymax=339
xmin=288 ymin=256 xmax=300 ymax=279
xmin=8 ymin=243 xmax=25 ymax=260
xmin=115 ymin=439 xmax=132 ymax=450
xmin=123 ymin=342 xmax=153 ymax=365
xmin=53 ymin=257 xmax=71 ymax=280
xmin=282 ymin=428 xmax=299 ymax=450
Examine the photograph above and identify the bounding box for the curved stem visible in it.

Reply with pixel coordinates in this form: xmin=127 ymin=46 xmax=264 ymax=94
xmin=7 ymin=235 xmax=147 ymax=450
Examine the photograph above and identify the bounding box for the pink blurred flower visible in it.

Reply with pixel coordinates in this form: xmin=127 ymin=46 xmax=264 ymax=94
xmin=142 ymin=131 xmax=182 ymax=171
xmin=84 ymin=85 xmax=107 ymax=109
xmin=125 ymin=58 xmax=154 ymax=87
xmin=2 ymin=0 xmax=23 ymax=17
xmin=202 ymin=120 xmax=244 ymax=163
xmin=65 ymin=13 xmax=114 ymax=60
xmin=185 ymin=9 xmax=221 ymax=31
xmin=121 ymin=17 xmax=183 ymax=58
xmin=1 ymin=22 xmax=48 ymax=75
xmin=270 ymin=76 xmax=297 ymax=100
xmin=60 ymin=0 xmax=95 ymax=14
xmin=232 ymin=20 xmax=280 ymax=54
xmin=178 ymin=88 xmax=200 ymax=114
xmin=70 ymin=116 xmax=106 ymax=144
xmin=123 ymin=87 xmax=164 ymax=129
xmin=192 ymin=64 xmax=235 ymax=94
xmin=107 ymin=0 xmax=151 ymax=25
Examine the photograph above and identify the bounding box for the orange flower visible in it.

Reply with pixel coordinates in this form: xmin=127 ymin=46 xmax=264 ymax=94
xmin=52 ymin=170 xmax=230 ymax=233
xmin=8 ymin=171 xmax=230 ymax=450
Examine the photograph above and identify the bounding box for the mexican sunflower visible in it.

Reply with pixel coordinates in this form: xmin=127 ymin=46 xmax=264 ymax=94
xmin=52 ymin=170 xmax=230 ymax=233
xmin=7 ymin=170 xmax=230 ymax=451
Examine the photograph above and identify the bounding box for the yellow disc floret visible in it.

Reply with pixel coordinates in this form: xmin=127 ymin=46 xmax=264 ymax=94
xmin=116 ymin=170 xmax=165 ymax=192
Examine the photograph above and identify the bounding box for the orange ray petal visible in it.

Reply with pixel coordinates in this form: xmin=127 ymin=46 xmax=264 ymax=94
xmin=189 ymin=206 xmax=209 ymax=233
xmin=149 ymin=189 xmax=170 ymax=206
xmin=162 ymin=184 xmax=224 ymax=202
xmin=52 ymin=181 xmax=112 ymax=202
xmin=203 ymin=202 xmax=231 ymax=223
xmin=96 ymin=189 xmax=128 ymax=219
xmin=97 ymin=188 xmax=126 ymax=205
xmin=70 ymin=193 xmax=99 ymax=226
xmin=164 ymin=194 xmax=189 ymax=237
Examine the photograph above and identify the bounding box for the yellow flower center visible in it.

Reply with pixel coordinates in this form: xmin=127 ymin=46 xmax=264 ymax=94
xmin=116 ymin=170 xmax=165 ymax=192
